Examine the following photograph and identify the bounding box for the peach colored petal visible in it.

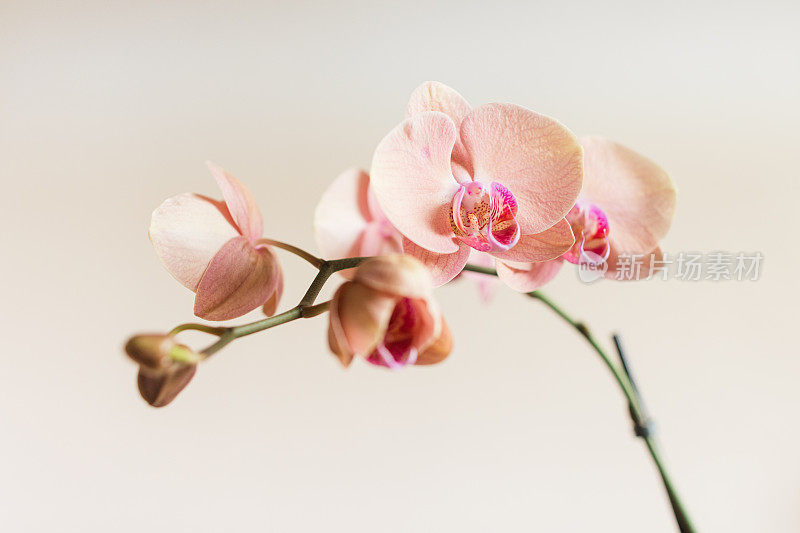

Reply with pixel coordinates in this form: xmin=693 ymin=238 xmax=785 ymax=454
xmin=406 ymin=81 xmax=473 ymax=180
xmin=194 ymin=236 xmax=280 ymax=320
xmin=604 ymin=246 xmax=664 ymax=280
xmin=490 ymin=218 xmax=575 ymax=262
xmin=460 ymin=103 xmax=583 ymax=235
xmin=149 ymin=193 xmax=239 ymax=291
xmin=416 ymin=319 xmax=453 ymax=366
xmin=353 ymin=255 xmax=433 ymax=298
xmin=261 ymin=248 xmax=284 ymax=316
xmin=314 ymin=168 xmax=372 ymax=260
xmin=580 ymin=136 xmax=676 ymax=254
xmin=206 ymin=161 xmax=263 ymax=243
xmin=495 ymin=258 xmax=564 ymax=292
xmin=402 ymin=238 xmax=470 ymax=287
xmin=370 ymin=112 xmax=462 ymax=254
xmin=329 ymin=282 xmax=397 ymax=362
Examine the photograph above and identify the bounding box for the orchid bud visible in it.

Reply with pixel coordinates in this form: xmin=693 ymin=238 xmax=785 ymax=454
xmin=124 ymin=333 xmax=201 ymax=407
xmin=328 ymin=255 xmax=453 ymax=369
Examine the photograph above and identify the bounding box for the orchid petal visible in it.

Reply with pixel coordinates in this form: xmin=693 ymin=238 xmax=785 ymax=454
xmin=580 ymin=137 xmax=676 ymax=254
xmin=194 ymin=236 xmax=280 ymax=321
xmin=137 ymin=364 xmax=196 ymax=408
xmin=329 ymin=282 xmax=397 ymax=363
xmin=604 ymin=246 xmax=664 ymax=280
xmin=406 ymin=81 xmax=473 ymax=180
xmin=261 ymin=248 xmax=284 ymax=317
xmin=462 ymin=249 xmax=499 ymax=303
xmin=149 ymin=193 xmax=239 ymax=291
xmin=490 ymin=218 xmax=574 ymax=262
xmin=370 ymin=112 xmax=462 ymax=254
xmin=402 ymin=238 xmax=470 ymax=287
xmin=496 ymin=258 xmax=564 ymax=292
xmin=314 ymin=168 xmax=372 ymax=261
xmin=206 ymin=161 xmax=263 ymax=243
xmin=416 ymin=319 xmax=453 ymax=366
xmin=460 ymin=103 xmax=583 ymax=234
xmin=353 ymin=255 xmax=433 ymax=298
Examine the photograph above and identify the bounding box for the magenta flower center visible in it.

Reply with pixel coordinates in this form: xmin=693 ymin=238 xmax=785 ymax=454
xmin=563 ymin=201 xmax=611 ymax=265
xmin=367 ymin=297 xmax=420 ymax=370
xmin=450 ymin=181 xmax=521 ymax=253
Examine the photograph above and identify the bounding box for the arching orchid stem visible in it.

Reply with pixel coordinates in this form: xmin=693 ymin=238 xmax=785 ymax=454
xmin=257 ymin=239 xmax=325 ymax=268
xmin=461 ymin=262 xmax=695 ymax=532
xmin=169 ymin=323 xmax=228 ymax=336
xmin=527 ymin=291 xmax=696 ymax=533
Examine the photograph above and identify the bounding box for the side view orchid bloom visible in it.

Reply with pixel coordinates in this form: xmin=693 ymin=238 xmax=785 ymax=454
xmin=370 ymin=81 xmax=581 ymax=288
xmin=328 ymin=255 xmax=452 ymax=369
xmin=124 ymin=82 xmax=696 ymax=533
xmin=149 ymin=162 xmax=283 ymax=320
xmin=314 ymin=168 xmax=403 ymax=274
xmin=496 ymin=136 xmax=677 ymax=290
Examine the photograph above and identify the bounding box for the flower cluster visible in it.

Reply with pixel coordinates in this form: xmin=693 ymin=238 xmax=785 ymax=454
xmin=126 ymin=81 xmax=676 ymax=407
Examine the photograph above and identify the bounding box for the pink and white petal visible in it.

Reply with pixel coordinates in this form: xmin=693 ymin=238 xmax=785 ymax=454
xmin=359 ymin=223 xmax=404 ymax=257
xmin=353 ymin=254 xmax=433 ymax=299
xmin=580 ymin=136 xmax=676 ymax=254
xmin=496 ymin=258 xmax=564 ymax=292
xmin=314 ymin=168 xmax=371 ymax=260
xmin=206 ymin=161 xmax=263 ymax=243
xmin=329 ymin=282 xmax=397 ymax=360
xmin=604 ymin=245 xmax=664 ymax=280
xmin=149 ymin=193 xmax=240 ymax=291
xmin=370 ymin=112 xmax=462 ymax=254
xmin=491 ymin=218 xmax=574 ymax=262
xmin=461 ymin=103 xmax=583 ymax=234
xmin=406 ymin=81 xmax=473 ymax=179
xmin=402 ymin=237 xmax=470 ymax=287
xmin=194 ymin=236 xmax=280 ymax=321
xmin=261 ymin=248 xmax=284 ymax=316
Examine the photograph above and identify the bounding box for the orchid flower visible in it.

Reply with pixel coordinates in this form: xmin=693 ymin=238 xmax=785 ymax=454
xmin=501 ymin=136 xmax=677 ymax=288
xmin=149 ymin=162 xmax=283 ymax=320
xmin=314 ymin=168 xmax=403 ymax=276
xmin=328 ymin=255 xmax=452 ymax=369
xmin=369 ymin=81 xmax=582 ymax=288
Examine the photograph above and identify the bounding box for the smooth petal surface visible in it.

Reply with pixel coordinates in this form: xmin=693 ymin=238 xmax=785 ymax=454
xmin=416 ymin=319 xmax=453 ymax=365
xmin=206 ymin=161 xmax=263 ymax=243
xmin=406 ymin=81 xmax=473 ymax=180
xmin=314 ymin=168 xmax=372 ymax=260
xmin=149 ymin=193 xmax=239 ymax=291
xmin=490 ymin=218 xmax=574 ymax=262
xmin=461 ymin=103 xmax=583 ymax=234
xmin=370 ymin=112 xmax=462 ymax=253
xmin=353 ymin=255 xmax=433 ymax=299
xmin=402 ymin=238 xmax=470 ymax=287
xmin=194 ymin=236 xmax=280 ymax=320
xmin=580 ymin=136 xmax=676 ymax=254
xmin=496 ymin=258 xmax=564 ymax=292
xmin=329 ymin=282 xmax=397 ymax=363
xmin=261 ymin=248 xmax=284 ymax=316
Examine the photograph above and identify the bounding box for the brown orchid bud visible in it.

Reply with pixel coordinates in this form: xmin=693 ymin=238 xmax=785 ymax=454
xmin=124 ymin=333 xmax=200 ymax=407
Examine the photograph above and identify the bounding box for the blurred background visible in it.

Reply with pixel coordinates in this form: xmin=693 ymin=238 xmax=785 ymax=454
xmin=1 ymin=1 xmax=798 ymax=531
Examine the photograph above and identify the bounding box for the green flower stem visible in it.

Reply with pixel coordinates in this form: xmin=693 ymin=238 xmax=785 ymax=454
xmin=462 ymin=262 xmax=696 ymax=533
xmin=194 ymin=257 xmax=372 ymax=358
xmin=257 ymin=238 xmax=325 ymax=268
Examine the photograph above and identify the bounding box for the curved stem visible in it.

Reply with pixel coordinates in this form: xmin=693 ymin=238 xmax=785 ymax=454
xmin=462 ymin=262 xmax=696 ymax=533
xmin=257 ymin=239 xmax=324 ymax=268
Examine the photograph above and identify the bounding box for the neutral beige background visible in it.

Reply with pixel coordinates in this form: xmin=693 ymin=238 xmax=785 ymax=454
xmin=1 ymin=1 xmax=798 ymax=531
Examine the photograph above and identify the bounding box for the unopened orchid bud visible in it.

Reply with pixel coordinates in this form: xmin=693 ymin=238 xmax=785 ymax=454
xmin=328 ymin=255 xmax=452 ymax=369
xmin=124 ymin=333 xmax=201 ymax=407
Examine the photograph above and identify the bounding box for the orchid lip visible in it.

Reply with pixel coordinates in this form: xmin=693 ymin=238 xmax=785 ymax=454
xmin=564 ymin=201 xmax=611 ymax=265
xmin=450 ymin=181 xmax=521 ymax=254
xmin=375 ymin=343 xmax=418 ymax=370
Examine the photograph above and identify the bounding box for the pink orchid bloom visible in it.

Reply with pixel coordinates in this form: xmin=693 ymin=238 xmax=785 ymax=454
xmin=328 ymin=255 xmax=452 ymax=369
xmin=149 ymin=162 xmax=282 ymax=320
xmin=369 ymin=81 xmax=583 ymax=288
xmin=314 ymin=168 xmax=403 ymax=276
xmin=504 ymin=136 xmax=676 ymax=288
